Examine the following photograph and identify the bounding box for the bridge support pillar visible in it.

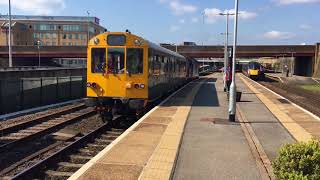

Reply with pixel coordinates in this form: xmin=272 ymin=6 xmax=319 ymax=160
xmin=313 ymin=43 xmax=320 ymax=78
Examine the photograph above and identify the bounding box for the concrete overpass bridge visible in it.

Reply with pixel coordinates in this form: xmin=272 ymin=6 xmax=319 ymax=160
xmin=0 ymin=44 xmax=319 ymax=77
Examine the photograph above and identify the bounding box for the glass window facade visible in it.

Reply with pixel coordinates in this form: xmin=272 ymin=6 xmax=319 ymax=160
xmin=63 ymin=25 xmax=84 ymax=31
xmin=34 ymin=24 xmax=57 ymax=31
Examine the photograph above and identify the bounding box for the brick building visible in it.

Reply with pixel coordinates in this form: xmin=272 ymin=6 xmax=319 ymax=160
xmin=0 ymin=15 xmax=107 ymax=46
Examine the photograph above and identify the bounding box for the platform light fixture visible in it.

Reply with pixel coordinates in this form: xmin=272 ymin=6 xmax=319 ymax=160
xmin=229 ymin=0 xmax=239 ymax=122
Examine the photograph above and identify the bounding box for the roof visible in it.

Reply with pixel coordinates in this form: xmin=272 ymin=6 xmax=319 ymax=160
xmin=0 ymin=15 xmax=100 ymax=25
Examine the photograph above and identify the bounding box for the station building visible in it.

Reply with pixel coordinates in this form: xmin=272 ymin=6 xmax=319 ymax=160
xmin=0 ymin=15 xmax=107 ymax=46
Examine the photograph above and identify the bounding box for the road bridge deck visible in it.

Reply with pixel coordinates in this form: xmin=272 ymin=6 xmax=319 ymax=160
xmin=68 ymin=73 xmax=320 ymax=180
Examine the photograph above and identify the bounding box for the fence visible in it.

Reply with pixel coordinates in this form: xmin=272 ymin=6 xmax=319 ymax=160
xmin=0 ymin=76 xmax=86 ymax=115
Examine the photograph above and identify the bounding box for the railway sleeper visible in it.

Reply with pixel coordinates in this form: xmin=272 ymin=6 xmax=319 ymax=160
xmin=86 ymin=143 xmax=106 ymax=150
xmin=95 ymin=138 xmax=113 ymax=144
xmin=105 ymin=130 xmax=123 ymax=135
xmin=78 ymin=148 xmax=96 ymax=155
xmin=56 ymin=162 xmax=84 ymax=172
xmin=16 ymin=129 xmax=40 ymax=134
xmin=45 ymin=170 xmax=74 ymax=178
xmin=69 ymin=155 xmax=93 ymax=164
xmin=101 ymin=134 xmax=119 ymax=139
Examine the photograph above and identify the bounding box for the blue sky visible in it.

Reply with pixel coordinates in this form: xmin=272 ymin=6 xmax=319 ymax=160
xmin=0 ymin=0 xmax=319 ymax=45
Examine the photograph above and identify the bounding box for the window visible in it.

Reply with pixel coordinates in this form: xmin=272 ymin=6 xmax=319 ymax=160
xmin=52 ymin=42 xmax=57 ymax=46
xmin=34 ymin=24 xmax=57 ymax=31
xmin=107 ymin=48 xmax=125 ymax=74
xmin=68 ymin=34 xmax=72 ymax=39
xmin=68 ymin=42 xmax=73 ymax=46
xmin=127 ymin=48 xmax=143 ymax=74
xmin=75 ymin=34 xmax=79 ymax=39
xmin=40 ymin=33 xmax=45 ymax=38
xmin=45 ymin=33 xmax=50 ymax=39
xmin=63 ymin=25 xmax=83 ymax=31
xmin=91 ymin=48 xmax=106 ymax=73
xmin=62 ymin=34 xmax=67 ymax=39
xmin=153 ymin=56 xmax=161 ymax=75
xmin=33 ymin=33 xmax=39 ymax=39
xmin=107 ymin=35 xmax=126 ymax=46
xmin=62 ymin=42 xmax=66 ymax=46
xmin=52 ymin=33 xmax=57 ymax=39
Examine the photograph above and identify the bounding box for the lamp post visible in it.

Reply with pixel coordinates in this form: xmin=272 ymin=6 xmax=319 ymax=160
xmin=218 ymin=12 xmax=235 ymax=92
xmin=87 ymin=11 xmax=90 ymax=43
xmin=290 ymin=51 xmax=295 ymax=77
xmin=37 ymin=40 xmax=41 ymax=67
xmin=8 ymin=0 xmax=12 ymax=67
xmin=229 ymin=0 xmax=239 ymax=122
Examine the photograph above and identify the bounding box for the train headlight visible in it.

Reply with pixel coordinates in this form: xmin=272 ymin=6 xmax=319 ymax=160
xmin=126 ymin=82 xmax=132 ymax=89
xmin=139 ymin=84 xmax=145 ymax=89
xmin=94 ymin=38 xmax=100 ymax=45
xmin=86 ymin=82 xmax=92 ymax=87
xmin=134 ymin=39 xmax=142 ymax=46
xmin=134 ymin=84 xmax=140 ymax=89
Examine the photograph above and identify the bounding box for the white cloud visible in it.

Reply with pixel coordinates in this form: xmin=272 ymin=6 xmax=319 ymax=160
xmin=160 ymin=0 xmax=197 ymax=15
xmin=263 ymin=31 xmax=296 ymax=39
xmin=169 ymin=25 xmax=180 ymax=32
xmin=203 ymin=8 xmax=257 ymax=24
xmin=179 ymin=19 xmax=185 ymax=24
xmin=0 ymin=0 xmax=66 ymax=15
xmin=191 ymin=17 xmax=199 ymax=23
xmin=275 ymin=0 xmax=320 ymax=5
xmin=299 ymin=24 xmax=311 ymax=29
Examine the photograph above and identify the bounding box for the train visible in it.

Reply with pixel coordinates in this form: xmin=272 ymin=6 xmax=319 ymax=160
xmin=242 ymin=61 xmax=265 ymax=80
xmin=85 ymin=31 xmax=199 ymax=120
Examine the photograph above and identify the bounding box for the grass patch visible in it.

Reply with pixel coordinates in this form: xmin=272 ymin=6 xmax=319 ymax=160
xmin=300 ymin=84 xmax=320 ymax=93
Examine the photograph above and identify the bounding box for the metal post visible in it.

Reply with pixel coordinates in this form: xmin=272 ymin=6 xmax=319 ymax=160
xmin=37 ymin=40 xmax=41 ymax=67
xmin=223 ymin=14 xmax=229 ymax=92
xmin=229 ymin=0 xmax=239 ymax=122
xmin=8 ymin=0 xmax=12 ymax=67
xmin=87 ymin=11 xmax=90 ymax=43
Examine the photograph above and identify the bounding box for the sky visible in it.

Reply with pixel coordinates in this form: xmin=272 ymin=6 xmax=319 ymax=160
xmin=0 ymin=0 xmax=319 ymax=45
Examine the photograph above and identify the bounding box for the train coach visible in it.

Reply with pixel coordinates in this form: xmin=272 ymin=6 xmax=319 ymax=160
xmin=85 ymin=31 xmax=198 ymax=120
xmin=242 ymin=61 xmax=265 ymax=81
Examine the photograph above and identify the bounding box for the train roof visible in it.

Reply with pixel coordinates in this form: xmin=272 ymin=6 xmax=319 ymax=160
xmin=147 ymin=41 xmax=185 ymax=59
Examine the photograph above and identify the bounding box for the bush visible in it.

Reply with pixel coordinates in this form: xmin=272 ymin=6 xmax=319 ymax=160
xmin=272 ymin=140 xmax=320 ymax=180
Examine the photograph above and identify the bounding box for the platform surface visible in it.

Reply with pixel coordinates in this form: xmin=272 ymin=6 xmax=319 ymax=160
xmin=69 ymin=73 xmax=320 ymax=180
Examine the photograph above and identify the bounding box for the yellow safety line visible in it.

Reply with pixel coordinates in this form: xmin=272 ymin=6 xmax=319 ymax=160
xmin=239 ymin=74 xmax=312 ymax=142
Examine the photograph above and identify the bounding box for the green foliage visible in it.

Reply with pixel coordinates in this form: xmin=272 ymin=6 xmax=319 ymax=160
xmin=272 ymin=140 xmax=320 ymax=180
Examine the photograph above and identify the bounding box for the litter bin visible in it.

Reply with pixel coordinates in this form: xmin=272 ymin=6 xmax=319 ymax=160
xmin=236 ymin=91 xmax=242 ymax=102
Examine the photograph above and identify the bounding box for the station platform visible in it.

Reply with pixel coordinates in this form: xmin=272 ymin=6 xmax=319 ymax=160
xmin=69 ymin=73 xmax=320 ymax=180
xmin=265 ymin=73 xmax=319 ymax=84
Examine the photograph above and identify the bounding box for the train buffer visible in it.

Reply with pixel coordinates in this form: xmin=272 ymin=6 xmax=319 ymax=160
xmin=69 ymin=73 xmax=320 ymax=180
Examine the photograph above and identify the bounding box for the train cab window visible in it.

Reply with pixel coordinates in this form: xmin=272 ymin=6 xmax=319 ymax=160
xmin=127 ymin=48 xmax=143 ymax=74
xmin=91 ymin=48 xmax=106 ymax=73
xmin=107 ymin=48 xmax=125 ymax=74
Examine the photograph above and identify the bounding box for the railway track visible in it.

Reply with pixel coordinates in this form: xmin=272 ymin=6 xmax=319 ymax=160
xmin=0 ymin=104 xmax=97 ymax=178
xmin=0 ymin=107 xmax=95 ymax=153
xmin=259 ymin=77 xmax=320 ymax=118
xmin=10 ymin=116 xmax=131 ymax=180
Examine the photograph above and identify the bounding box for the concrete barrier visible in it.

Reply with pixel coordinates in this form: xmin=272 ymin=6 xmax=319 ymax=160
xmin=0 ymin=68 xmax=86 ymax=115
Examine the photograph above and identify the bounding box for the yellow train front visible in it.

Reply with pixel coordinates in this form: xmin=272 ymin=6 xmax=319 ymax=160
xmin=242 ymin=61 xmax=265 ymax=80
xmin=85 ymin=32 xmax=198 ymax=120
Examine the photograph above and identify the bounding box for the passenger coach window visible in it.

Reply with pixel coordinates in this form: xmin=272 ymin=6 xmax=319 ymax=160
xmin=107 ymin=48 xmax=125 ymax=74
xmin=91 ymin=48 xmax=106 ymax=73
xmin=127 ymin=48 xmax=144 ymax=74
